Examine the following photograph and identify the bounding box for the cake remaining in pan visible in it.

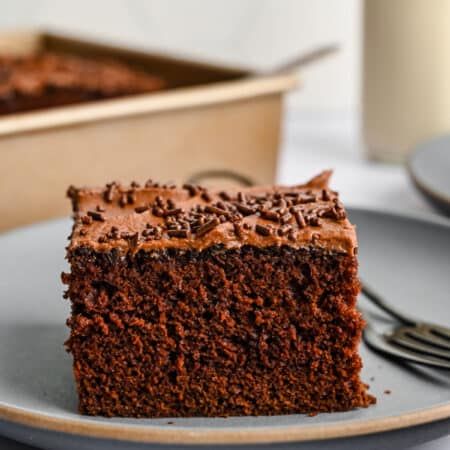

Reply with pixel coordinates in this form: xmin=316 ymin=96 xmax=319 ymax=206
xmin=0 ymin=51 xmax=165 ymax=114
xmin=63 ymin=171 xmax=375 ymax=417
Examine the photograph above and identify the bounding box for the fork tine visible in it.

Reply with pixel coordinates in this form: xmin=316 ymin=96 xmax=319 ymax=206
xmin=430 ymin=324 xmax=450 ymax=341
xmin=408 ymin=326 xmax=450 ymax=350
xmin=387 ymin=328 xmax=450 ymax=360
xmin=360 ymin=281 xmax=450 ymax=341
xmin=363 ymin=322 xmax=450 ymax=369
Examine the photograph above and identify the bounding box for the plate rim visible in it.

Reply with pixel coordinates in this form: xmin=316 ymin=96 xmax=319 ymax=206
xmin=408 ymin=134 xmax=450 ymax=212
xmin=0 ymin=402 xmax=449 ymax=445
xmin=0 ymin=207 xmax=449 ymax=444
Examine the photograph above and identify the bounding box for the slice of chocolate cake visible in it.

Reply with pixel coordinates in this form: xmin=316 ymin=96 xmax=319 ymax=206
xmin=63 ymin=171 xmax=375 ymax=417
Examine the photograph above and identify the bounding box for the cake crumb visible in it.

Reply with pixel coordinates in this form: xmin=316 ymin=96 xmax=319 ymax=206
xmin=384 ymin=389 xmax=392 ymax=395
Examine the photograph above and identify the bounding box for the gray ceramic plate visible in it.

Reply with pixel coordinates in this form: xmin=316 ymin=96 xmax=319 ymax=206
xmin=0 ymin=208 xmax=449 ymax=450
xmin=409 ymin=135 xmax=450 ymax=215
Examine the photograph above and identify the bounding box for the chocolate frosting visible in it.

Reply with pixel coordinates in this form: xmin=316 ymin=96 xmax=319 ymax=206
xmin=68 ymin=171 xmax=358 ymax=256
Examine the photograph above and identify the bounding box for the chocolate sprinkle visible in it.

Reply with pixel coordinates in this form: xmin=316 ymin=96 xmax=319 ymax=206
xmin=119 ymin=194 xmax=127 ymax=208
xmin=219 ymin=191 xmax=231 ymax=201
xmin=66 ymin=185 xmax=77 ymax=200
xmin=155 ymin=195 xmax=164 ymax=207
xmin=261 ymin=209 xmax=279 ymax=222
xmin=152 ymin=207 xmax=164 ymax=217
xmin=196 ymin=217 xmax=220 ymax=237
xmin=103 ymin=183 xmax=116 ymax=203
xmin=205 ymin=205 xmax=229 ymax=216
xmin=163 ymin=208 xmax=183 ymax=217
xmin=167 ymin=229 xmax=190 ymax=238
xmin=255 ymin=224 xmax=271 ymax=236
xmin=234 ymin=202 xmax=255 ymax=216
xmin=233 ymin=222 xmax=244 ymax=238
xmin=299 ymin=194 xmax=317 ymax=204
xmin=183 ymin=183 xmax=197 ymax=197
xmin=237 ymin=192 xmax=247 ymax=203
xmin=201 ymin=191 xmax=212 ymax=202
xmin=127 ymin=190 xmax=136 ymax=205
xmin=293 ymin=210 xmax=306 ymax=228
xmin=135 ymin=205 xmax=149 ymax=214
xmin=87 ymin=210 xmax=105 ymax=222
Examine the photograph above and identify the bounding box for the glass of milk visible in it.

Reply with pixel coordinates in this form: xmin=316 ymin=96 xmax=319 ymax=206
xmin=362 ymin=0 xmax=450 ymax=162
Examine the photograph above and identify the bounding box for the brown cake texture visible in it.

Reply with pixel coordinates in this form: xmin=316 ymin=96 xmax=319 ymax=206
xmin=0 ymin=51 xmax=165 ymax=115
xmin=63 ymin=171 xmax=375 ymax=417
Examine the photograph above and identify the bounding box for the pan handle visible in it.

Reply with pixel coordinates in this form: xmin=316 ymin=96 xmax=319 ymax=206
xmin=186 ymin=170 xmax=255 ymax=187
xmin=265 ymin=44 xmax=339 ymax=75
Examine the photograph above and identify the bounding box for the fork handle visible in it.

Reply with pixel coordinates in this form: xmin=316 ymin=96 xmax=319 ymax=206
xmin=360 ymin=283 xmax=417 ymax=326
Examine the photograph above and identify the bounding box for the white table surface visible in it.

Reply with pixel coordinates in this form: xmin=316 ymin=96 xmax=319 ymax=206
xmin=278 ymin=109 xmax=433 ymax=215
xmin=0 ymin=109 xmax=448 ymax=449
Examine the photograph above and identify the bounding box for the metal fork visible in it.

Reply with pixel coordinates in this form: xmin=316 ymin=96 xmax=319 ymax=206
xmin=360 ymin=282 xmax=450 ymax=369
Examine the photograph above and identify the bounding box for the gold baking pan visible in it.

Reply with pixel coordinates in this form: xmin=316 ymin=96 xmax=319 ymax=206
xmin=0 ymin=29 xmax=299 ymax=231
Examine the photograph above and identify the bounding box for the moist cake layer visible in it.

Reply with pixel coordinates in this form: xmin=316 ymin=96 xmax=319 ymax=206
xmin=64 ymin=245 xmax=373 ymax=417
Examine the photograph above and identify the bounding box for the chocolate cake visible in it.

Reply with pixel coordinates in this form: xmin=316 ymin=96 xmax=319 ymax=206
xmin=63 ymin=171 xmax=375 ymax=417
xmin=0 ymin=51 xmax=165 ymax=115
